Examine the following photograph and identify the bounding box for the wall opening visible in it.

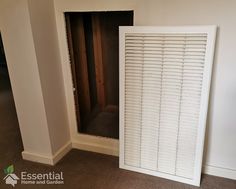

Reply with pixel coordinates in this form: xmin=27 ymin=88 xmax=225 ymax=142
xmin=65 ymin=11 xmax=133 ymax=139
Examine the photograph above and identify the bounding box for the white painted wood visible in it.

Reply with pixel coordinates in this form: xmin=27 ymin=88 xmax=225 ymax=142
xmin=51 ymin=141 xmax=72 ymax=165
xmin=203 ymin=164 xmax=236 ymax=180
xmin=22 ymin=141 xmax=72 ymax=165
xmin=22 ymin=151 xmax=55 ymax=165
xmin=119 ymin=26 xmax=216 ymax=186
xmin=72 ymin=134 xmax=119 ymax=156
xmin=53 ymin=6 xmax=130 ymax=158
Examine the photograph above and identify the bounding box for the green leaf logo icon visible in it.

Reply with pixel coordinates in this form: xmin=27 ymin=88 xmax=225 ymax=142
xmin=4 ymin=165 xmax=14 ymax=174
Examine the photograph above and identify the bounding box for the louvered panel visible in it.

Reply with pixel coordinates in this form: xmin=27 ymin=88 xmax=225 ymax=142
xmin=124 ymin=50 xmax=142 ymax=167
xmin=120 ymin=26 xmax=216 ymax=186
xmin=140 ymin=57 xmax=161 ymax=170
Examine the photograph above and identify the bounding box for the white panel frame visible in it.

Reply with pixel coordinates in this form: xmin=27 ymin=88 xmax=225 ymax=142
xmin=54 ymin=6 xmax=135 ymax=156
xmin=119 ymin=26 xmax=217 ymax=186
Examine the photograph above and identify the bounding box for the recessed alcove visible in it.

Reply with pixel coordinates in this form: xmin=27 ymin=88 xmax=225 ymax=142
xmin=65 ymin=11 xmax=133 ymax=139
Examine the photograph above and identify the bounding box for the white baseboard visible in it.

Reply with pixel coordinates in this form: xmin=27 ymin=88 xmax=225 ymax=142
xmin=72 ymin=135 xmax=236 ymax=181
xmin=52 ymin=141 xmax=72 ymax=164
xmin=203 ymin=164 xmax=236 ymax=180
xmin=71 ymin=135 xmax=235 ymax=181
xmin=72 ymin=133 xmax=119 ymax=156
xmin=22 ymin=151 xmax=54 ymax=165
xmin=22 ymin=138 xmax=236 ymax=181
xmin=22 ymin=141 xmax=72 ymax=165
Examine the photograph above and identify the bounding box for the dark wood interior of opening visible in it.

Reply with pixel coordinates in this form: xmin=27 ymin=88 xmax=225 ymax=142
xmin=65 ymin=11 xmax=133 ymax=139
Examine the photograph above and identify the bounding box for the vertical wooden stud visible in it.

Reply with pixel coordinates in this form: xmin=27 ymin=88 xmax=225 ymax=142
xmin=75 ymin=15 xmax=91 ymax=115
xmin=92 ymin=13 xmax=106 ymax=110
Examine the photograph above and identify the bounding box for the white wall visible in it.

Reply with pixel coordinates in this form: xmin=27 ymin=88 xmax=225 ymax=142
xmin=27 ymin=0 xmax=70 ymax=154
xmin=135 ymin=0 xmax=236 ymax=179
xmin=0 ymin=0 xmax=52 ymax=156
xmin=0 ymin=0 xmax=71 ymax=164
xmin=54 ymin=0 xmax=236 ymax=179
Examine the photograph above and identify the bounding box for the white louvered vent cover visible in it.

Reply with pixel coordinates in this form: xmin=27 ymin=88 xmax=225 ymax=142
xmin=119 ymin=26 xmax=216 ymax=186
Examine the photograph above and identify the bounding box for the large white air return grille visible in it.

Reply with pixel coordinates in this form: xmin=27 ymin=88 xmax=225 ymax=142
xmin=119 ymin=26 xmax=216 ymax=186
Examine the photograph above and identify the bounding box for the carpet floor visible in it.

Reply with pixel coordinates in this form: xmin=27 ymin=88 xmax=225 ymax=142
xmin=0 ymin=68 xmax=235 ymax=189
